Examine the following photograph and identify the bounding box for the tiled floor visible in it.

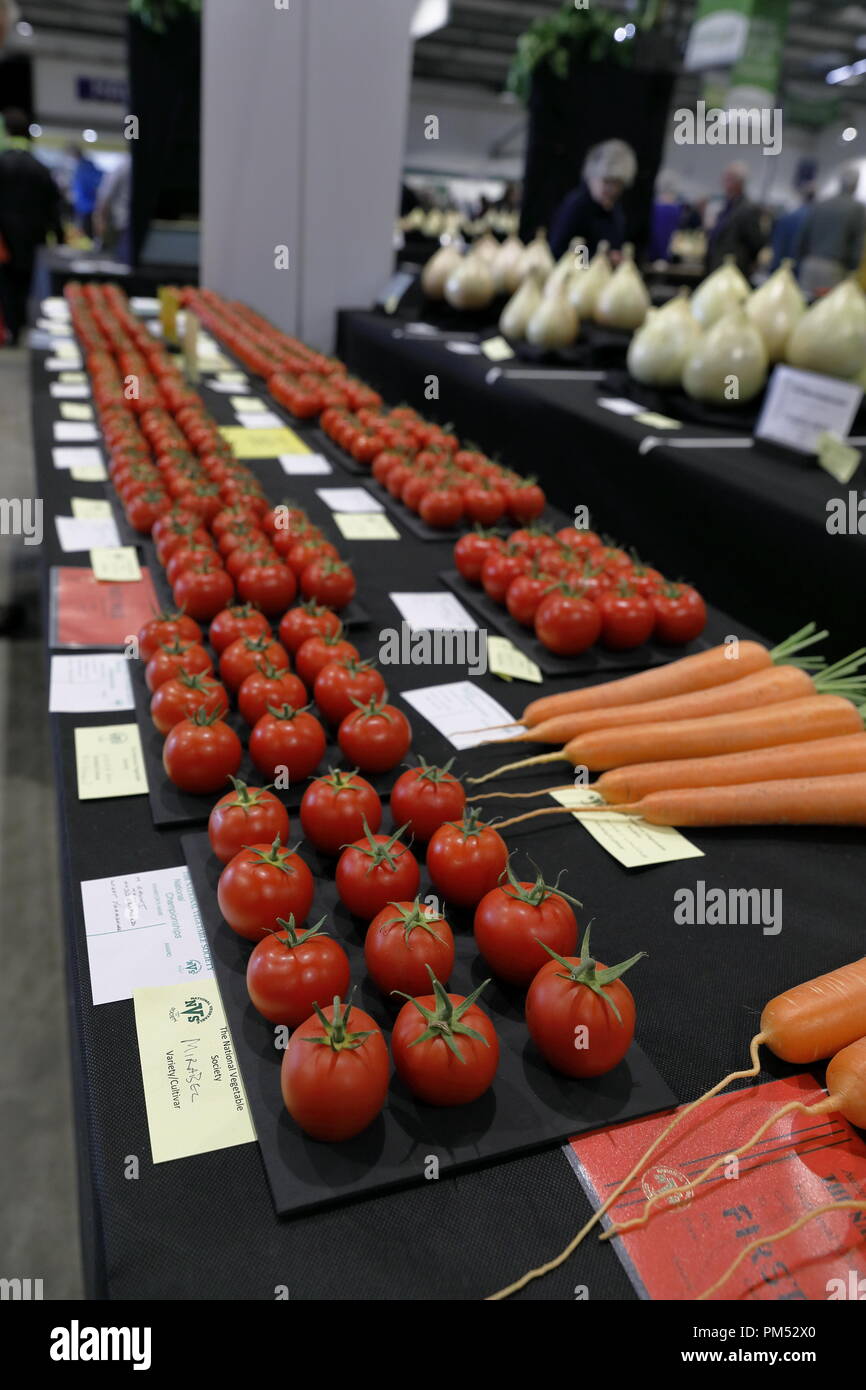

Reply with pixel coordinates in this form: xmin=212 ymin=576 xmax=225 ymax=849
xmin=0 ymin=345 xmax=84 ymax=1298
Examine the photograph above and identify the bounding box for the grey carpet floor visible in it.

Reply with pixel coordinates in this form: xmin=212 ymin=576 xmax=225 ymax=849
xmin=0 ymin=346 xmax=84 ymax=1299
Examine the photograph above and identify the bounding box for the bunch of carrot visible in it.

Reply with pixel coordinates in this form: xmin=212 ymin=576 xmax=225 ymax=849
xmin=467 ymin=625 xmax=866 ymax=830
xmin=490 ymin=955 xmax=866 ymax=1300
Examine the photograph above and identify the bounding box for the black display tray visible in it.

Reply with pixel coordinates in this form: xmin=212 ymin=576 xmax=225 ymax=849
xmin=440 ymin=568 xmax=717 ymax=678
xmin=131 ymin=662 xmax=393 ymax=827
xmin=182 ymin=829 xmax=677 ymax=1218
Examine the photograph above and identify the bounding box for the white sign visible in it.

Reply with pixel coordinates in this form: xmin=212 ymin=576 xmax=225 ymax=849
xmin=400 ymin=680 xmax=525 ymax=751
xmin=279 ymin=453 xmax=333 ymax=476
xmin=316 ymin=486 xmax=383 ymax=513
xmin=755 ymin=366 xmax=863 ymax=455
xmin=390 ymin=592 xmax=479 ymax=633
xmin=81 ymin=866 xmax=213 ymax=1005
xmin=49 ymin=653 xmax=134 ymax=714
xmin=684 ymin=9 xmax=749 ymax=71
xmin=55 ymin=515 xmax=121 ymax=553
xmin=54 ymin=421 xmax=99 ymax=443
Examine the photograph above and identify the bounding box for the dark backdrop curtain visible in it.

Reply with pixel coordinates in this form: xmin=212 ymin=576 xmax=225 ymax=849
xmin=128 ymin=14 xmax=201 ymax=264
xmin=520 ymin=51 xmax=675 ymax=256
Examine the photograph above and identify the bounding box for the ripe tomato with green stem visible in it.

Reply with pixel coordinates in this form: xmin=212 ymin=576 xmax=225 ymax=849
xmin=534 ymin=585 xmax=602 ymax=656
xmin=525 ymin=925 xmax=645 ymax=1077
xmin=208 ymin=602 xmax=271 ymax=655
xmin=162 ymin=707 xmax=242 ymax=794
xmin=473 ymin=857 xmax=581 ymax=986
xmin=237 ymin=662 xmax=307 ymax=727
xmin=208 ymin=777 xmax=291 ymax=864
xmin=300 ymin=767 xmax=382 ymax=854
xmin=249 ymin=703 xmax=327 ymax=782
xmin=314 ymin=657 xmax=386 ymax=726
xmin=278 ymin=599 xmax=341 ymax=655
xmin=337 ymin=696 xmax=412 ymax=774
xmin=454 ymin=528 xmax=505 ymax=586
xmin=172 ymin=558 xmax=235 ymax=623
xmin=217 ymin=836 xmax=314 ymax=941
xmin=596 ymin=583 xmax=655 ymax=651
xmin=336 ymin=820 xmax=420 ymax=921
xmin=426 ymin=806 xmax=508 ymax=909
xmin=294 ymin=626 xmax=359 ymax=688
xmin=145 ymin=638 xmax=213 ymax=693
xmin=247 ymin=915 xmax=350 ymax=1026
xmin=391 ymin=968 xmax=499 ymax=1106
xmin=219 ymin=633 xmax=290 ymax=692
xmin=281 ymin=995 xmax=390 ymax=1141
xmin=506 ymin=478 xmax=545 ymax=523
xmin=150 ymin=670 xmax=228 ymax=735
xmin=236 ymin=557 xmax=297 ymax=617
xmin=389 ymin=757 xmax=465 ymax=841
xmin=365 ymin=899 xmax=455 ymax=998
xmin=651 ymin=583 xmax=707 ymax=645
xmin=300 ymin=556 xmax=356 ymax=611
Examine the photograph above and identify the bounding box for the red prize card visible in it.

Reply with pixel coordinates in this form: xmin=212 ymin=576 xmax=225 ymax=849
xmin=51 ymin=566 xmax=160 ymax=649
xmin=568 ymin=1075 xmax=866 ymax=1301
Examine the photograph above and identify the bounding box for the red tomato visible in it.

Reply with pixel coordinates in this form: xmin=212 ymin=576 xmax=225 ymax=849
xmin=596 ymin=587 xmax=655 ymax=650
xmin=389 ymin=758 xmax=465 ymax=841
xmin=172 ymin=561 xmax=235 ymax=623
xmin=454 ymin=530 xmax=505 ymax=585
xmin=525 ymin=927 xmax=644 ymax=1077
xmin=162 ymin=710 xmax=242 ymax=793
xmin=426 ymin=808 xmax=508 ymax=908
xmin=208 ymin=602 xmax=271 ymax=655
xmin=300 ymin=769 xmax=382 ymax=855
xmin=337 ymin=697 xmax=412 ymax=774
xmin=473 ymin=860 xmax=579 ymax=985
xmin=285 ymin=537 xmax=340 ymax=578
xmin=219 ymin=634 xmax=290 ymax=693
xmin=506 ymin=479 xmax=545 ymax=523
xmin=534 ymin=589 xmax=602 ymax=655
xmin=208 ymin=780 xmax=291 ymax=864
xmin=300 ymin=557 xmax=356 ymax=611
xmin=249 ymin=704 xmax=327 ymax=782
xmin=145 ymin=639 xmax=213 ymax=693
xmin=505 ymin=569 xmax=554 ymax=628
xmin=247 ymin=916 xmax=350 ymax=1026
xmin=236 ymin=559 xmax=297 ymax=617
xmin=236 ymin=662 xmax=306 ymax=726
xmin=364 ymin=899 xmax=455 ymax=997
xmin=651 ymin=584 xmax=707 ymax=645
xmin=419 ymin=488 xmax=464 ymax=528
xmin=313 ymin=658 xmax=386 ymax=726
xmin=281 ymin=997 xmax=389 ymax=1141
xmin=391 ymin=975 xmax=499 ymax=1105
xmin=463 ymin=482 xmax=506 ymax=526
xmin=278 ymin=599 xmax=341 ymax=654
xmin=151 ymin=671 xmax=228 ymax=734
xmin=481 ymin=546 xmax=527 ymax=604
xmin=630 ymin=562 xmax=666 ymax=598
xmin=165 ymin=541 xmax=218 ymax=588
xmin=217 ymin=837 xmax=315 ymax=941
xmin=336 ymin=822 xmax=420 ymax=921
xmin=225 ymin=539 xmax=276 ymax=581
xmin=294 ymin=629 xmax=359 ymax=688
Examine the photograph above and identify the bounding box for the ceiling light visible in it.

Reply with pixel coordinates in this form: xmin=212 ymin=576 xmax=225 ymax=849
xmin=28 ymin=123 xmax=41 ymax=138
xmin=411 ymin=0 xmax=449 ymax=39
xmin=614 ymin=27 xmax=627 ymax=41
xmin=624 ymin=23 xmax=636 ymax=38
xmin=82 ymin=129 xmax=97 ymax=143
xmin=843 ymin=126 xmax=858 ymax=140
xmin=827 ymin=64 xmax=854 ymax=82
xmin=16 ymin=21 xmax=33 ymax=37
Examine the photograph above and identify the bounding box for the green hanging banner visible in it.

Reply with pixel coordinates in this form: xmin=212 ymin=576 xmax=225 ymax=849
xmin=728 ymin=0 xmax=789 ymax=105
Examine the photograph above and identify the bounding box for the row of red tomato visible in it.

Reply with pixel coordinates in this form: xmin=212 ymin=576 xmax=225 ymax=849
xmin=179 ymin=285 xmax=549 ymax=531
xmin=454 ymin=523 xmax=707 ymax=655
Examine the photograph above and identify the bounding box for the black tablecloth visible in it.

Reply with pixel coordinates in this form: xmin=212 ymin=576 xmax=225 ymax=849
xmin=337 ymin=310 xmax=864 ymax=662
xmin=34 ymin=331 xmax=866 ymax=1303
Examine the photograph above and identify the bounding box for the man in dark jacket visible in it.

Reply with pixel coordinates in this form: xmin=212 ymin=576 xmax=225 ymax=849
xmin=0 ymin=108 xmax=64 ymax=344
xmin=795 ymin=168 xmax=865 ymax=294
xmin=549 ymin=139 xmax=637 ymax=258
xmin=705 ymin=163 xmax=765 ymax=276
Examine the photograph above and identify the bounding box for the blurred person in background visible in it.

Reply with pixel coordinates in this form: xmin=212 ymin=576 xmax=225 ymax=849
xmin=0 ymin=108 xmax=64 ymax=345
xmin=66 ymin=142 xmax=103 ymax=237
xmin=94 ymin=152 xmax=132 ymax=261
xmin=705 ymin=162 xmax=764 ymax=276
xmin=770 ymin=182 xmax=814 ymax=272
xmin=649 ymin=173 xmax=684 ymax=262
xmin=796 ymin=168 xmax=865 ymax=295
xmin=549 ymin=139 xmax=637 ymax=258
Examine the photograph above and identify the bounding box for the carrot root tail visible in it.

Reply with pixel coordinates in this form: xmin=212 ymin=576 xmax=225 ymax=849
xmin=697 ymin=1198 xmax=866 ymax=1301
xmin=486 ymin=1033 xmax=767 ymax=1300
xmin=466 ymin=752 xmax=564 ymax=786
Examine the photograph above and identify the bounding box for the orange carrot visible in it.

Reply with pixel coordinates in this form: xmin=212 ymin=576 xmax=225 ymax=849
xmin=489 ymin=960 xmax=866 ymax=1299
xmin=470 ymin=695 xmax=863 ymax=784
xmin=518 ymin=625 xmax=826 ymax=728
xmin=595 ymin=732 xmax=866 ymax=805
xmin=595 ymin=772 xmax=866 ymax=827
xmin=489 ymin=664 xmax=815 ymax=746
